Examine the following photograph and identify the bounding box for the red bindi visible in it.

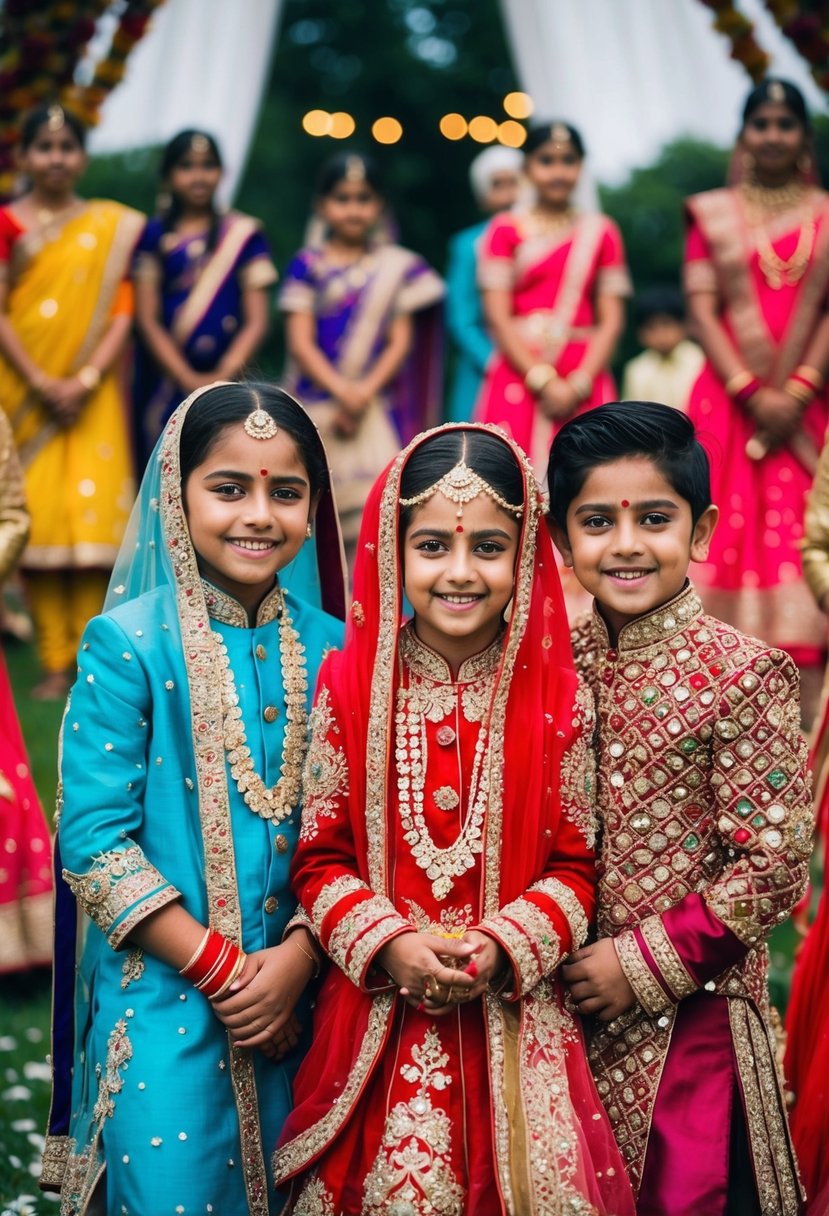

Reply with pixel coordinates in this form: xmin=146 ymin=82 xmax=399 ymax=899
xmin=621 ymin=499 xmax=630 ymax=508
xmin=260 ymin=469 xmax=269 ymax=478
xmin=456 ymin=525 xmax=464 ymax=533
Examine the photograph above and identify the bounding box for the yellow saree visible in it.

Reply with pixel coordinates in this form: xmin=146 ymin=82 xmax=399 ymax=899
xmin=0 ymin=200 xmax=144 ymax=569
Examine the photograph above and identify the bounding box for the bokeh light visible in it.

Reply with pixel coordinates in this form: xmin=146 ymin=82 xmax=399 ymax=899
xmin=302 ymin=109 xmax=332 ymax=137
xmin=468 ymin=115 xmax=498 ymax=143
xmin=372 ymin=116 xmax=403 ymax=144
xmin=439 ymin=112 xmax=468 ymax=141
xmin=329 ymin=111 xmax=356 ymax=139
xmin=503 ymin=91 xmax=534 ymax=119
xmin=497 ymin=120 xmax=527 ymax=148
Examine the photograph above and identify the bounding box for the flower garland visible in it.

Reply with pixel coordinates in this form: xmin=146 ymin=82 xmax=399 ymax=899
xmin=763 ymin=1 xmax=829 ymax=92
xmin=0 ymin=1 xmax=164 ymax=200
xmin=696 ymin=0 xmax=772 ymax=82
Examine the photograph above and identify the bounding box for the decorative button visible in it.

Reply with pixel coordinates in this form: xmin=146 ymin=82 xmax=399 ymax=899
xmin=255 ymin=644 xmax=267 ymax=661
xmin=274 ymin=834 xmax=289 ymax=853
xmin=264 ymin=896 xmax=278 ymax=914
xmin=436 ymin=725 xmax=456 ymax=747
xmin=263 ymin=705 xmax=279 ymax=723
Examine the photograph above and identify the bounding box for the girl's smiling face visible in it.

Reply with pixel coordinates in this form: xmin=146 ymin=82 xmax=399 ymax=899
xmin=167 ymin=144 xmax=222 ymax=212
xmin=20 ymin=123 xmax=86 ymax=198
xmin=403 ymin=491 xmax=520 ymax=670
xmin=184 ymin=421 xmax=313 ymax=618
xmin=317 ymin=178 xmax=384 ymax=245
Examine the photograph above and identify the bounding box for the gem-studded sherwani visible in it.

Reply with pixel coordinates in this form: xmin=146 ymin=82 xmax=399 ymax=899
xmin=571 ymin=583 xmax=812 ymax=1215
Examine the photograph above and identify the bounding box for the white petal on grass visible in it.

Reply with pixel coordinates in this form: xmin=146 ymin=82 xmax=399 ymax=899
xmin=10 ymin=1117 xmax=36 ymax=1131
xmin=24 ymin=1027 xmax=44 ymax=1043
xmin=2 ymin=1084 xmax=32 ymax=1100
xmin=0 ymin=1034 xmax=18 ymax=1050
xmin=27 ymin=1131 xmax=46 ymax=1151
xmin=23 ymin=1060 xmax=51 ymax=1082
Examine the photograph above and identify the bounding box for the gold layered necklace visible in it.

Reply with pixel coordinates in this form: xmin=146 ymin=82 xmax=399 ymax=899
xmin=213 ymin=591 xmax=309 ymax=822
xmin=739 ymin=178 xmax=814 ymax=289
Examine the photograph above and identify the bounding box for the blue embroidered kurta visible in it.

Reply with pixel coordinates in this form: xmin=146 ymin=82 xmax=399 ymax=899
xmin=56 ymin=583 xmax=342 ymax=1215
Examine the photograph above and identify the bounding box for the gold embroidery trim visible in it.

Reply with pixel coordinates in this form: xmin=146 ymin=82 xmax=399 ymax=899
xmin=613 ymin=930 xmax=672 ymax=1016
xmin=639 ymin=915 xmax=697 ymax=1002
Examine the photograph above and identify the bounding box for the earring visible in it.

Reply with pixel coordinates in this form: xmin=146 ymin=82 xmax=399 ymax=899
xmin=502 ymin=597 xmax=513 ymax=624
xmin=798 ymin=152 xmax=812 ymax=175
xmin=305 ymin=523 xmax=313 ymax=539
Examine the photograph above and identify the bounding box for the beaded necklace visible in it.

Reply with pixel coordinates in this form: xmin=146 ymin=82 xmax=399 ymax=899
xmin=213 ymin=591 xmax=309 ymax=823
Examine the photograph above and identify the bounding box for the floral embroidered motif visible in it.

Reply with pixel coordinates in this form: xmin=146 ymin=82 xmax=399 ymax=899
xmin=404 ymin=900 xmax=473 ymax=938
xmin=559 ymin=681 xmax=597 ymax=849
xmin=120 ymin=947 xmax=145 ymax=989
xmin=300 ymin=686 xmax=349 ymax=843
xmin=529 ymin=878 xmax=590 ymax=952
xmin=363 ymin=1026 xmax=464 ymax=1215
xmin=92 ymin=1018 xmax=133 ymax=1122
xmin=293 ymin=1174 xmax=337 ymax=1215
xmin=433 ymin=786 xmax=460 ymax=811
xmin=311 ymin=873 xmax=371 ymax=936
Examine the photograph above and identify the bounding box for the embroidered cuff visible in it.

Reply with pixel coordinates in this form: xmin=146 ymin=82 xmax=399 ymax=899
xmin=614 ymin=930 xmax=673 ymax=1016
xmin=283 ymin=903 xmax=316 ymax=942
xmin=477 ymin=259 xmax=515 ymax=291
xmin=596 ymin=265 xmax=632 ymax=297
xmin=326 ymin=897 xmax=411 ymax=989
xmin=62 ymin=844 xmax=180 ymax=949
xmin=40 ymin=1133 xmax=71 ymax=1192
xmin=239 ymin=256 xmax=278 ymax=290
xmin=479 ymin=897 xmax=561 ymax=999
xmin=311 ymin=874 xmax=371 ymax=938
xmin=638 ymin=915 xmax=697 ymax=1002
xmin=529 ymin=877 xmax=590 ymax=951
xmin=278 ymin=281 xmax=316 ymax=313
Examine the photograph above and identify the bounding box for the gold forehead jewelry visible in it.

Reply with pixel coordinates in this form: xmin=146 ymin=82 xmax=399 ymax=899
xmin=47 ymin=103 xmax=65 ymax=132
xmin=550 ymin=122 xmax=571 ymax=145
xmin=190 ymin=133 xmax=211 ymax=153
xmin=345 ymin=155 xmax=365 ymax=181
xmin=244 ymin=408 xmax=278 ymax=441
xmin=767 ymin=81 xmax=786 ymax=103
xmin=399 ymin=459 xmax=523 ymax=520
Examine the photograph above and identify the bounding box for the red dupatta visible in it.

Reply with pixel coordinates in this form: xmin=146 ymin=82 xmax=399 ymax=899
xmin=324 ymin=421 xmax=579 ymax=915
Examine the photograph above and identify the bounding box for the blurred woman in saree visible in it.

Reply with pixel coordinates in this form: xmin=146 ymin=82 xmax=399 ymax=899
xmin=0 ymin=104 xmax=143 ymax=700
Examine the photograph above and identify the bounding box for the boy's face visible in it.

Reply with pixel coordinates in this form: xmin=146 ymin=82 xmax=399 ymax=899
xmin=638 ymin=314 xmax=685 ymax=357
xmin=553 ymin=456 xmax=718 ymax=641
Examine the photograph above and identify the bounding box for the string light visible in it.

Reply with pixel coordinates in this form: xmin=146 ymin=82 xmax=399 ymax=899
xmin=503 ymin=91 xmax=533 ymax=119
xmin=302 ymin=109 xmax=332 ymax=137
xmin=497 ymin=120 xmax=526 ymax=148
xmin=468 ymin=115 xmax=498 ymax=143
xmin=372 ymin=116 xmax=403 ymax=144
xmin=439 ymin=113 xmax=467 ymax=141
xmin=329 ymin=111 xmax=356 ymax=139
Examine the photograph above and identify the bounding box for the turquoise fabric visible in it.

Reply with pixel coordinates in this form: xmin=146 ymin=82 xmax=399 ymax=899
xmin=58 ymin=584 xmax=343 ymax=1214
xmin=445 ymin=220 xmax=493 ymax=423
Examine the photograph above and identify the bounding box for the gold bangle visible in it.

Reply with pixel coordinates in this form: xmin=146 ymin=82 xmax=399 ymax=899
xmin=289 ymin=933 xmax=321 ymax=978
xmin=524 ymin=363 xmax=557 ymax=394
xmin=179 ymin=927 xmax=211 ymax=975
xmin=784 ymin=379 xmax=813 ymax=407
xmin=725 ymin=370 xmax=754 ymax=396
xmin=796 ymin=364 xmax=825 ymax=391
xmin=77 ymin=364 xmax=101 ymax=391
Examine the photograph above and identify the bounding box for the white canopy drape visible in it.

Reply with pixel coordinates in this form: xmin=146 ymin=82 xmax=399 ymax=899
xmin=499 ymin=0 xmax=825 ymax=184
xmin=88 ymin=0 xmax=283 ymax=201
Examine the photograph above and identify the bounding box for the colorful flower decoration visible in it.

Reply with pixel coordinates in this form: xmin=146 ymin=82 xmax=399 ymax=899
xmin=763 ymin=1 xmax=829 ymax=92
xmin=0 ymin=0 xmax=165 ymax=200
xmin=696 ymin=0 xmax=772 ymax=82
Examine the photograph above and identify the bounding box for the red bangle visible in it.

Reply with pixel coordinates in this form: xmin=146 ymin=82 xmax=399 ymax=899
xmin=180 ymin=928 xmax=245 ymax=998
xmin=732 ymin=377 xmax=761 ymax=406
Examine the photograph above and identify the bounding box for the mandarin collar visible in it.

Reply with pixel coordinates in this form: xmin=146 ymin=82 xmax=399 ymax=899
xmin=201 ymin=579 xmax=284 ymax=629
xmin=591 ymin=582 xmax=704 ymax=654
xmin=399 ymin=621 xmax=503 ymax=684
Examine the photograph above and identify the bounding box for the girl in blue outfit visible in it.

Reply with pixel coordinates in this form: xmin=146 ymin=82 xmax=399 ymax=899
xmin=41 ymin=382 xmax=346 ymax=1215
xmin=132 ymin=132 xmax=278 ymax=468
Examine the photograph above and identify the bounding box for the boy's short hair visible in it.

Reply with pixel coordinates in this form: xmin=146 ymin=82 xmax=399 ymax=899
xmin=547 ymin=400 xmax=712 ymax=531
xmin=633 ymin=285 xmax=685 ymax=327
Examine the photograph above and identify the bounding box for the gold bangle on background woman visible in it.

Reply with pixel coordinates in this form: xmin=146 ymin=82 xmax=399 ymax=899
xmin=524 ymin=362 xmax=557 ymax=394
xmin=77 ymin=364 xmax=101 ymax=391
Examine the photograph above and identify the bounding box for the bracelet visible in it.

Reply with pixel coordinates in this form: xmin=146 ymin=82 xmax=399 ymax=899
xmin=783 ymin=377 xmax=813 ymax=407
xmin=726 ymin=372 xmax=761 ymax=406
xmin=795 ymin=363 xmax=825 ymax=392
xmin=180 ymin=927 xmax=246 ymax=998
xmin=289 ymin=933 xmax=321 ymax=978
xmin=180 ymin=927 xmax=211 ymax=975
xmin=567 ymin=368 xmax=592 ymax=402
xmin=77 ymin=364 xmax=101 ymax=391
xmin=524 ymin=362 xmax=557 ymax=394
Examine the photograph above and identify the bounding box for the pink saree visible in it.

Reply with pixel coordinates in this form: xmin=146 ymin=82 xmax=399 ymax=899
xmin=685 ymin=187 xmax=829 ymax=663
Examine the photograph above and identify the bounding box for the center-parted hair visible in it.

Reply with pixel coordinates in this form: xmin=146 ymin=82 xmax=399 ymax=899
xmin=547 ymin=401 xmax=712 ymax=530
xmin=399 ymin=428 xmax=525 ymax=532
xmin=179 ymin=382 xmax=328 ymax=499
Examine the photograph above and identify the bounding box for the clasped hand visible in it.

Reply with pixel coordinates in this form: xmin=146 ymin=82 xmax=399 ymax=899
xmin=378 ymin=929 xmax=506 ymax=1017
xmin=561 ymin=937 xmax=637 ymax=1023
xmin=210 ymin=941 xmax=309 ymax=1060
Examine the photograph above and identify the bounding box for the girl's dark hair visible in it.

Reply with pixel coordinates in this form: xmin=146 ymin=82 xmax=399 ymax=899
xmin=20 ymin=105 xmax=86 ymax=150
xmin=742 ymin=78 xmax=811 ymax=134
xmin=399 ymin=428 xmax=524 ymax=531
xmin=524 ymin=121 xmax=585 ymax=159
xmin=179 ymin=382 xmax=328 ymax=499
xmin=158 ymin=129 xmax=223 ymax=253
xmin=315 ymin=152 xmax=383 ymax=197
xmin=547 ymin=401 xmax=712 ymax=530
xmin=633 ymin=284 xmax=685 ymax=326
